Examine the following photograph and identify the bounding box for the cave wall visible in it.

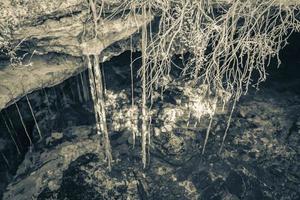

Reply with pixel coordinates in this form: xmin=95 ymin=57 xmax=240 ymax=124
xmin=0 ymin=0 xmax=150 ymax=111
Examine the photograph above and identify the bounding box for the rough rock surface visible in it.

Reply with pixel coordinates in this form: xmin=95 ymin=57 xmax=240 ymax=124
xmin=0 ymin=0 xmax=150 ymax=110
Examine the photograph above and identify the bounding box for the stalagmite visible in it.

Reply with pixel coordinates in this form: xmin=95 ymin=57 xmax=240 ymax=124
xmin=1 ymin=114 xmax=21 ymax=155
xmin=15 ymin=103 xmax=33 ymax=146
xmin=26 ymin=95 xmax=42 ymax=140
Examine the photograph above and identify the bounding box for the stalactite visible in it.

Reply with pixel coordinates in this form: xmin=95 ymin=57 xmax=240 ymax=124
xmin=15 ymin=102 xmax=32 ymax=146
xmin=61 ymin=85 xmax=68 ymax=106
xmin=1 ymin=152 xmax=10 ymax=169
xmin=4 ymin=111 xmax=23 ymax=150
xmin=69 ymin=79 xmax=76 ymax=102
xmin=1 ymin=113 xmax=21 ymax=155
xmin=26 ymin=95 xmax=42 ymax=140
xmin=43 ymin=88 xmax=52 ymax=116
xmin=52 ymin=88 xmax=59 ymax=111
xmin=101 ymin=65 xmax=107 ymax=96
xmin=76 ymin=76 xmax=84 ymax=103
xmin=80 ymin=72 xmax=90 ymax=102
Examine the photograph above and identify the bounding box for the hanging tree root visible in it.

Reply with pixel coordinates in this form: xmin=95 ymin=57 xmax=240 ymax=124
xmin=15 ymin=102 xmax=33 ymax=146
xmin=140 ymin=4 xmax=151 ymax=168
xmin=79 ymin=0 xmax=300 ymax=169
xmin=5 ymin=111 xmax=23 ymax=151
xmin=133 ymin=0 xmax=300 ymax=155
xmin=1 ymin=113 xmax=21 ymax=155
xmin=86 ymin=55 xmax=112 ymax=170
xmin=26 ymin=95 xmax=42 ymax=140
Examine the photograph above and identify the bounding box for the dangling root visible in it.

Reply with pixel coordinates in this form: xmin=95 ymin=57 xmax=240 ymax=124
xmin=93 ymin=55 xmax=112 ymax=170
xmin=15 ymin=102 xmax=32 ymax=146
xmin=5 ymin=111 xmax=23 ymax=150
xmin=141 ymin=4 xmax=150 ymax=168
xmin=219 ymin=99 xmax=237 ymax=154
xmin=87 ymin=55 xmax=112 ymax=170
xmin=87 ymin=56 xmax=100 ymax=134
xmin=130 ymin=36 xmax=137 ymax=148
xmin=202 ymin=98 xmax=218 ymax=155
xmin=1 ymin=113 xmax=21 ymax=155
xmin=26 ymin=95 xmax=42 ymax=140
